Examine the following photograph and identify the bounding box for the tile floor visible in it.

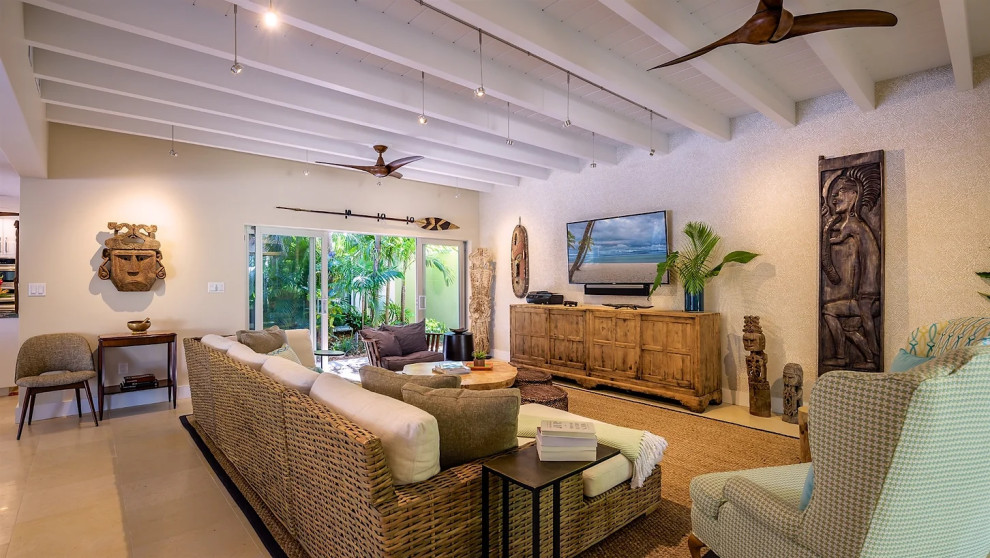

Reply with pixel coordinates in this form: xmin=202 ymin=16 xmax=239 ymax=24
xmin=0 ymin=395 xmax=266 ymax=558
xmin=0 ymin=369 xmax=797 ymax=558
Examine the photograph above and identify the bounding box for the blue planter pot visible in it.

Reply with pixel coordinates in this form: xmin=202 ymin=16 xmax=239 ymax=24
xmin=684 ymin=289 xmax=704 ymax=312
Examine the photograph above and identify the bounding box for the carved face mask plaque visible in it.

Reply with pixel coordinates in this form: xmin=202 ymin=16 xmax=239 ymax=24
xmin=98 ymin=222 xmax=166 ymax=292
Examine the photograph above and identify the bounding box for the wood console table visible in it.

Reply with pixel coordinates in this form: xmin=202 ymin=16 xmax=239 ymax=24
xmin=96 ymin=331 xmax=177 ymax=420
xmin=510 ymin=305 xmax=722 ymax=412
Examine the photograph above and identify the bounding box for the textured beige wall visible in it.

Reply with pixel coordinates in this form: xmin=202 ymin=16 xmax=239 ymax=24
xmin=480 ymin=60 xmax=990 ymax=409
xmin=14 ymin=124 xmax=479 ymax=413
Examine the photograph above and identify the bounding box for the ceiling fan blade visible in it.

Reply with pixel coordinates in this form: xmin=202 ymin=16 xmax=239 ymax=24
xmin=315 ymin=162 xmax=378 ymax=174
xmin=648 ymin=28 xmax=753 ymax=70
xmin=389 ymin=172 xmax=403 ymax=180
xmin=786 ymin=10 xmax=897 ymax=39
xmin=386 ymin=155 xmax=424 ymax=172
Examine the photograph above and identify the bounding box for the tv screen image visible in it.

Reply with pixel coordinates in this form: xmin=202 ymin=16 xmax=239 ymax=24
xmin=566 ymin=210 xmax=670 ymax=285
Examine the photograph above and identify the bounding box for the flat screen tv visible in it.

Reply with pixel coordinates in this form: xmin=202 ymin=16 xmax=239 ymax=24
xmin=566 ymin=210 xmax=670 ymax=286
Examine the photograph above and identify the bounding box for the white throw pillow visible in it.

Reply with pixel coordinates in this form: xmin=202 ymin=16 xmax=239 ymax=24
xmin=202 ymin=334 xmax=236 ymax=352
xmin=518 ymin=403 xmax=633 ymax=497
xmin=309 ymin=373 xmax=440 ymax=485
xmin=261 ymin=356 xmax=320 ymax=394
xmin=227 ymin=342 xmax=270 ymax=370
xmin=284 ymin=329 xmax=317 ymax=369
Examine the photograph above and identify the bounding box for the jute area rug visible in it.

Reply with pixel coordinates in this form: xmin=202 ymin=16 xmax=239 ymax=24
xmin=563 ymin=387 xmax=801 ymax=558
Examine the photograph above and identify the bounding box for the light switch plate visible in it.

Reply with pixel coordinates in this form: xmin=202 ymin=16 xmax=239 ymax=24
xmin=208 ymin=282 xmax=225 ymax=293
xmin=28 ymin=283 xmax=46 ymax=296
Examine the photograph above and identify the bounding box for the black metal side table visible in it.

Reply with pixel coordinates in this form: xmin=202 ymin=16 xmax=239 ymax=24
xmin=482 ymin=443 xmax=619 ymax=558
xmin=443 ymin=330 xmax=474 ymax=361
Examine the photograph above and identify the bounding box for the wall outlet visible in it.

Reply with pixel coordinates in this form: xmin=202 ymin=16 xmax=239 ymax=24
xmin=28 ymin=283 xmax=46 ymax=296
xmin=208 ymin=282 xmax=225 ymax=293
xmin=118 ymin=362 xmax=128 ymax=375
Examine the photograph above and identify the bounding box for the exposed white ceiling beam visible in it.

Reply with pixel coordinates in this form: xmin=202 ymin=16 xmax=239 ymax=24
xmin=791 ymin=0 xmax=876 ymax=111
xmin=32 ymin=50 xmax=552 ymax=181
xmin=21 ymin=1 xmax=622 ymax=163
xmin=39 ymin=80 xmax=521 ymax=187
xmin=0 ymin=0 xmax=47 ymax=177
xmin=939 ymin=0 xmax=974 ymax=91
xmin=22 ymin=10 xmax=583 ymax=173
xmin=423 ymin=0 xmax=727 ymax=142
xmin=45 ymin=104 xmax=496 ymax=193
xmin=599 ymin=0 xmax=795 ymax=128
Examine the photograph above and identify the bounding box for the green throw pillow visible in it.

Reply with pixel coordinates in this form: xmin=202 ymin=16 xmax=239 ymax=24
xmin=402 ymin=383 xmax=520 ymax=468
xmin=889 ymin=348 xmax=933 ymax=372
xmin=359 ymin=365 xmax=460 ymax=400
xmin=268 ymin=343 xmax=302 ymax=364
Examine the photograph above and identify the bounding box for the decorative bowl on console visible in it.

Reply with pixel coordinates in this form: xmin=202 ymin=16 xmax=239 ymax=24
xmin=127 ymin=318 xmax=152 ymax=334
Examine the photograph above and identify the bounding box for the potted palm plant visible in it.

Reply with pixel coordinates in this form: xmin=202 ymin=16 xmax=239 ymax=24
xmin=650 ymin=221 xmax=759 ymax=312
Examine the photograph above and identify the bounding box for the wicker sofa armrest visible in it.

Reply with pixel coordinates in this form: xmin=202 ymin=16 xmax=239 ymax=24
xmin=723 ymin=476 xmax=803 ymax=539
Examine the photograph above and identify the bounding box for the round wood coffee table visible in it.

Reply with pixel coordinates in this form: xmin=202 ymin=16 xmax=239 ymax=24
xmin=401 ymin=360 xmax=518 ymax=390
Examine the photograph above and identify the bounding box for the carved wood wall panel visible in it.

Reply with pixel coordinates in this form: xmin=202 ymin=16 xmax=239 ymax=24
xmin=818 ymin=150 xmax=884 ymax=376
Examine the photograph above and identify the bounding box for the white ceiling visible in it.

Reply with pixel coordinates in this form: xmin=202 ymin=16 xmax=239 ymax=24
xmin=13 ymin=0 xmax=989 ymax=191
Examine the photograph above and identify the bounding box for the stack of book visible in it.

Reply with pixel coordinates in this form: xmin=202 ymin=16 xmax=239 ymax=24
xmin=432 ymin=361 xmax=471 ymax=375
xmin=120 ymin=373 xmax=159 ymax=391
xmin=536 ymin=420 xmax=597 ymax=461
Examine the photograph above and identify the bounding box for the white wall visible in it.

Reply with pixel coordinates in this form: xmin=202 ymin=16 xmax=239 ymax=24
xmin=17 ymin=124 xmax=479 ymax=418
xmin=480 ymin=60 xmax=990 ymax=410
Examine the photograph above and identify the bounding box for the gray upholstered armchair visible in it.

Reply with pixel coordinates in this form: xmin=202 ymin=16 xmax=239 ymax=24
xmin=15 ymin=333 xmax=100 ymax=439
xmin=688 ymin=344 xmax=990 ymax=558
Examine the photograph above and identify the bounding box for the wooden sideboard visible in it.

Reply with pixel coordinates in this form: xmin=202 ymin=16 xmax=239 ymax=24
xmin=510 ymin=305 xmax=722 ymax=412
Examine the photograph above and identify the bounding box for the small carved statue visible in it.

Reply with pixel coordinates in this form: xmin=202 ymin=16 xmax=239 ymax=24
xmin=98 ymin=222 xmax=166 ymax=292
xmin=782 ymin=363 xmax=804 ymax=424
xmin=743 ymin=315 xmax=771 ymax=417
xmin=468 ymin=248 xmax=495 ymax=355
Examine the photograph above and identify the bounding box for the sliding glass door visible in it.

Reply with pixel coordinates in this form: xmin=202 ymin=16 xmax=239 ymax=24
xmin=248 ymin=227 xmax=330 ymax=350
xmin=415 ymin=239 xmax=465 ymax=332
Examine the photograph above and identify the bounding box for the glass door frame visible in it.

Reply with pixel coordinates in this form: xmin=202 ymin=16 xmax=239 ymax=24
xmin=252 ymin=226 xmax=331 ymax=351
xmin=415 ymin=238 xmax=467 ymax=329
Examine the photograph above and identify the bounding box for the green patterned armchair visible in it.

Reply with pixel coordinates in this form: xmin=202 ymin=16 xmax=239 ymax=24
xmin=688 ymin=340 xmax=990 ymax=558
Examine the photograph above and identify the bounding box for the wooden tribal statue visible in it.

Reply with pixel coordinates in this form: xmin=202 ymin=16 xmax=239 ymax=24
xmin=743 ymin=315 xmax=771 ymax=417
xmin=98 ymin=222 xmax=166 ymax=292
xmin=468 ymin=248 xmax=495 ymax=356
xmin=782 ymin=363 xmax=804 ymax=424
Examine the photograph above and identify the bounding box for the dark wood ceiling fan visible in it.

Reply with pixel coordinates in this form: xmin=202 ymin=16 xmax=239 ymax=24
xmin=649 ymin=0 xmax=897 ymax=70
xmin=316 ymin=145 xmax=423 ymax=179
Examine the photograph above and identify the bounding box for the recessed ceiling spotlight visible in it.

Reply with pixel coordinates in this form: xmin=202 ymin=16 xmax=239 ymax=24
xmin=231 ymin=62 xmax=243 ymax=74
xmin=474 ymin=86 xmax=485 ymax=98
xmin=649 ymin=148 xmax=656 ymax=157
xmin=563 ymin=119 xmax=571 ymax=128
xmin=418 ymin=114 xmax=428 ymax=125
xmin=418 ymin=71 xmax=428 ymax=124
xmin=563 ymin=73 xmax=572 ymax=128
xmin=263 ymin=0 xmax=279 ymax=28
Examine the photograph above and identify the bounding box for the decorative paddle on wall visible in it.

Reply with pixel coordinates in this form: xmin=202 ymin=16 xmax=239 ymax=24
xmin=316 ymin=145 xmax=423 ymax=179
xmin=648 ymin=0 xmax=897 ymax=70
xmin=276 ymin=206 xmax=459 ymax=231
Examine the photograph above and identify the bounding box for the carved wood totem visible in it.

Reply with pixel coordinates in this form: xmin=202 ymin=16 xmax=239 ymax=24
xmin=510 ymin=221 xmax=529 ymax=298
xmin=782 ymin=363 xmax=804 ymax=424
xmin=819 ymin=151 xmax=884 ymax=376
xmin=468 ymin=248 xmax=495 ymax=356
xmin=743 ymin=315 xmax=771 ymax=417
xmin=98 ymin=222 xmax=166 ymax=292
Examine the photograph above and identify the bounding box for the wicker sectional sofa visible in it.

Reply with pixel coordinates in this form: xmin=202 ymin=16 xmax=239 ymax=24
xmin=183 ymin=336 xmax=663 ymax=557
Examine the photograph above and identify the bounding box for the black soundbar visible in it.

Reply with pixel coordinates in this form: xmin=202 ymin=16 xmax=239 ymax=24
xmin=583 ymin=284 xmax=651 ymax=297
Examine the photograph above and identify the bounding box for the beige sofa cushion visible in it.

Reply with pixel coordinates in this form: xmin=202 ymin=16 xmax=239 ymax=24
xmin=518 ymin=403 xmax=633 ymax=498
xmin=309 ymin=373 xmax=440 ymax=485
xmin=284 ymin=329 xmax=317 ymax=369
xmin=201 ymin=334 xmax=236 ymax=352
xmin=261 ymin=356 xmax=319 ymax=394
xmin=402 ymin=384 xmax=519 ymax=468
xmin=227 ymin=342 xmax=270 ymax=370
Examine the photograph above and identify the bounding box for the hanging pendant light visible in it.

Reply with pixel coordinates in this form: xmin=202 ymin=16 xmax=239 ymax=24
xmin=168 ymin=125 xmax=178 ymax=157
xmin=474 ymin=30 xmax=486 ymax=97
xmin=418 ymin=71 xmax=428 ymax=124
xmin=590 ymin=132 xmax=596 ymax=168
xmin=263 ymin=0 xmax=279 ymax=28
xmin=505 ymin=102 xmax=513 ymax=146
xmin=649 ymin=111 xmax=656 ymax=156
xmin=563 ymin=73 xmax=572 ymax=128
xmin=230 ymin=4 xmax=244 ymax=74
